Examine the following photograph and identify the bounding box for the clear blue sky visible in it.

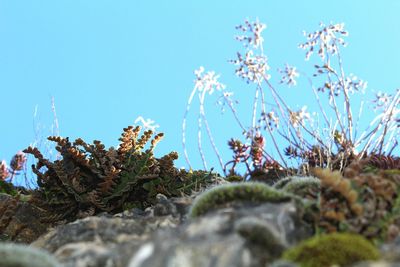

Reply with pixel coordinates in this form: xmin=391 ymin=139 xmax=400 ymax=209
xmin=1 ymin=1 xmax=399 ymax=184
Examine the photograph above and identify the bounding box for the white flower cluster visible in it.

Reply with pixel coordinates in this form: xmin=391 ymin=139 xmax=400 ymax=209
xmin=318 ymin=74 xmax=367 ymax=97
xmin=134 ymin=116 xmax=160 ymax=131
xmin=216 ymin=91 xmax=237 ymax=114
xmin=289 ymin=106 xmax=311 ymax=128
xmin=230 ymin=51 xmax=270 ymax=83
xmin=194 ymin=66 xmax=226 ymax=95
xmin=235 ymin=19 xmax=266 ymax=49
xmin=259 ymin=111 xmax=280 ymax=129
xmin=279 ymin=64 xmax=300 ymax=87
xmin=370 ymin=89 xmax=400 ymax=126
xmin=299 ymin=22 xmax=348 ymax=60
xmin=230 ymin=19 xmax=270 ymax=84
xmin=371 ymin=91 xmax=394 ymax=111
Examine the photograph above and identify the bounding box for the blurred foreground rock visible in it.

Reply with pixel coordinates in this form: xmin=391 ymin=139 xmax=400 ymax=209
xmin=2 ymin=186 xmax=400 ymax=267
xmin=30 ymin=193 xmax=311 ymax=267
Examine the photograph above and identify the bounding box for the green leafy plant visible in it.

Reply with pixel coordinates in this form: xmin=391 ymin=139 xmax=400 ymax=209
xmin=24 ymin=124 xmax=218 ymax=223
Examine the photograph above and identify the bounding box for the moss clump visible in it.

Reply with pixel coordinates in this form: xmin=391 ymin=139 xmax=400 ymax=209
xmin=189 ymin=182 xmax=293 ymax=218
xmin=0 ymin=242 xmax=61 ymax=267
xmin=225 ymin=174 xmax=244 ymax=182
xmin=282 ymin=232 xmax=380 ymax=267
xmin=276 ymin=176 xmax=320 ymax=200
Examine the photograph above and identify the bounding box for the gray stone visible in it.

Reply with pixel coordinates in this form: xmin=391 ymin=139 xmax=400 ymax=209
xmin=128 ymin=201 xmax=312 ymax=267
xmin=351 ymin=261 xmax=400 ymax=267
xmin=30 ymin=196 xmax=312 ymax=267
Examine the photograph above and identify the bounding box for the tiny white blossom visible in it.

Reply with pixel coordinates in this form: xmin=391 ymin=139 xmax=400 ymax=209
xmin=289 ymin=106 xmax=311 ymax=128
xmin=318 ymin=74 xmax=367 ymax=97
xmin=299 ymin=22 xmax=348 ymax=61
xmin=216 ymin=91 xmax=237 ymax=113
xmin=235 ymin=18 xmax=266 ymax=49
xmin=134 ymin=116 xmax=160 ymax=131
xmin=230 ymin=51 xmax=270 ymax=83
xmin=194 ymin=66 xmax=225 ymax=95
xmin=279 ymin=64 xmax=300 ymax=87
xmin=371 ymin=91 xmax=391 ymax=110
xmin=259 ymin=111 xmax=279 ymax=129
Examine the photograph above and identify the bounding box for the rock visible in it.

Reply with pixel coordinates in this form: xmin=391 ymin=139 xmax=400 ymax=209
xmin=351 ymin=261 xmax=400 ymax=267
xmin=0 ymin=242 xmax=62 ymax=267
xmin=128 ymin=200 xmax=312 ymax=267
xmin=32 ymin=214 xmax=180 ymax=267
xmin=30 ymin=193 xmax=312 ymax=267
xmin=380 ymin=238 xmax=400 ymax=262
xmin=0 ymin=193 xmax=49 ymax=243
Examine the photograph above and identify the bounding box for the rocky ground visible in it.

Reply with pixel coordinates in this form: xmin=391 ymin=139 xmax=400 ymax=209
xmin=2 ymin=178 xmax=400 ymax=267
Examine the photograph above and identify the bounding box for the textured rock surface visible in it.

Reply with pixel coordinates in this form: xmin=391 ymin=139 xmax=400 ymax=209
xmin=352 ymin=261 xmax=400 ymax=267
xmin=31 ymin=192 xmax=312 ymax=267
xmin=6 ymin=183 xmax=400 ymax=267
xmin=128 ymin=201 xmax=312 ymax=267
xmin=32 ymin=214 xmax=180 ymax=267
xmin=0 ymin=193 xmax=49 ymax=243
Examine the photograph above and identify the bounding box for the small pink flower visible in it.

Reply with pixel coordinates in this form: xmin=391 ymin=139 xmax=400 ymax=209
xmin=10 ymin=151 xmax=26 ymax=172
xmin=0 ymin=160 xmax=10 ymax=180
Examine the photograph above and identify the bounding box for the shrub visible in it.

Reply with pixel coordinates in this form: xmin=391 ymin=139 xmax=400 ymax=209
xmin=24 ymin=124 xmax=218 ymax=223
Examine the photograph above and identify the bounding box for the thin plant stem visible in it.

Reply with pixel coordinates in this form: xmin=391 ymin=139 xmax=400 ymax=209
xmin=223 ymin=94 xmax=247 ymax=132
xmin=251 ymin=85 xmax=260 ymax=131
xmin=197 ymin=111 xmax=207 ymax=170
xmin=299 ymin=70 xmax=331 ymax=128
xmin=182 ymin=86 xmax=197 ymax=170
xmin=199 ymin=89 xmax=224 ymax=171
xmin=376 ymin=89 xmax=400 ymax=154
xmin=335 ymin=45 xmax=354 ymax=140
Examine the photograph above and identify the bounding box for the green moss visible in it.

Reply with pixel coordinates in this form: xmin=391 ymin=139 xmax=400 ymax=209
xmin=282 ymin=233 xmax=380 ymax=267
xmin=0 ymin=242 xmax=61 ymax=267
xmin=278 ymin=176 xmax=320 ymax=199
xmin=0 ymin=180 xmax=18 ymax=196
xmin=189 ymin=182 xmax=293 ymax=218
xmin=235 ymin=217 xmax=286 ymax=257
xmin=225 ymin=174 xmax=244 ymax=182
xmin=272 ymin=177 xmax=294 ymax=190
